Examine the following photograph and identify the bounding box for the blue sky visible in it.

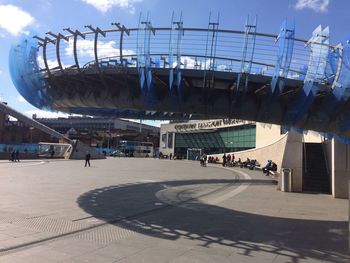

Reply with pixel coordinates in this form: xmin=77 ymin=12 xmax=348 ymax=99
xmin=0 ymin=0 xmax=349 ymax=126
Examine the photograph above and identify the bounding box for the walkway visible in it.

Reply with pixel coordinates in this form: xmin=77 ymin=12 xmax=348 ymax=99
xmin=0 ymin=158 xmax=348 ymax=262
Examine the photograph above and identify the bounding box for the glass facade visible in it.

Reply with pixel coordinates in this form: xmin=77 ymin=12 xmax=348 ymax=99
xmin=174 ymin=124 xmax=256 ymax=158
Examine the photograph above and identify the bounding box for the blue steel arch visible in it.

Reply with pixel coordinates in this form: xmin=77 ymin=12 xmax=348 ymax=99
xmin=9 ymin=33 xmax=53 ymax=109
xmin=8 ymin=18 xmax=350 ymax=138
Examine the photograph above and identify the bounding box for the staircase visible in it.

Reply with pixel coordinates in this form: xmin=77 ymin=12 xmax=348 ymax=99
xmin=302 ymin=143 xmax=330 ymax=193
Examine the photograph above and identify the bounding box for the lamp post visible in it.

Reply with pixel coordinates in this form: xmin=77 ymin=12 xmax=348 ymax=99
xmin=107 ymin=119 xmax=112 ymax=150
xmin=29 ymin=127 xmax=34 ymax=143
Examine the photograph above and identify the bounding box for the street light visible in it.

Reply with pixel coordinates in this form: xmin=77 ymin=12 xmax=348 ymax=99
xmin=107 ymin=119 xmax=112 ymax=150
xmin=29 ymin=127 xmax=34 ymax=143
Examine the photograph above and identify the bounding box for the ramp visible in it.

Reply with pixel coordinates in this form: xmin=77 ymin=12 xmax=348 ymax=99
xmin=0 ymin=102 xmax=71 ymax=143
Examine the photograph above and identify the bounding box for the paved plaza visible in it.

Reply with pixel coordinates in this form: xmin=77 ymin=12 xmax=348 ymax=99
xmin=0 ymin=158 xmax=348 ymax=262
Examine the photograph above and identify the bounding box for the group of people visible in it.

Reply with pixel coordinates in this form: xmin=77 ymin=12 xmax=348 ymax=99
xmin=222 ymin=156 xmax=259 ymax=170
xmin=222 ymin=153 xmax=236 ymax=167
xmin=207 ymin=156 xmax=220 ymax=163
xmin=10 ymin=150 xmax=20 ymax=162
xmin=199 ymin=151 xmax=277 ymax=176
xmin=238 ymin=158 xmax=259 ymax=170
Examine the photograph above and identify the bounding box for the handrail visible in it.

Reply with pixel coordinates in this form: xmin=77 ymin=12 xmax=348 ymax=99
xmin=36 ymin=23 xmax=337 ymax=84
xmin=77 ymin=53 xmax=306 ymax=76
xmin=0 ymin=102 xmax=72 ymax=143
xmin=35 ymin=26 xmax=336 ymax=49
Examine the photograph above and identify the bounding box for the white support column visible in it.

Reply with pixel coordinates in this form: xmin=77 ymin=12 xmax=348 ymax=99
xmin=332 ymin=139 xmax=335 ymax=197
xmin=332 ymin=140 xmax=350 ymax=198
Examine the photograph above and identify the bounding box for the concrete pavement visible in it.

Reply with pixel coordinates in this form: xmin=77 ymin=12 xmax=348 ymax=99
xmin=0 ymin=158 xmax=348 ymax=262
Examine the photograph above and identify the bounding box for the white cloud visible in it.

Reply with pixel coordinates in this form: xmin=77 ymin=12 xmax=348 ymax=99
xmin=0 ymin=5 xmax=35 ymax=35
xmin=25 ymin=109 xmax=75 ymax=119
xmin=295 ymin=0 xmax=330 ymax=12
xmin=81 ymin=0 xmax=142 ymax=14
xmin=151 ymin=120 xmax=169 ymax=127
xmin=65 ymin=39 xmax=135 ymax=63
xmin=37 ymin=39 xmax=135 ymax=70
xmin=37 ymin=55 xmax=59 ymax=69
xmin=17 ymin=95 xmax=26 ymax=103
xmin=37 ymin=55 xmax=70 ymax=70
xmin=66 ymin=39 xmax=119 ymax=58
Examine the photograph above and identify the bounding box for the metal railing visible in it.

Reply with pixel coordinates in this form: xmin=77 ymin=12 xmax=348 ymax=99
xmin=0 ymin=102 xmax=71 ymax=143
xmin=35 ymin=23 xmax=338 ymax=84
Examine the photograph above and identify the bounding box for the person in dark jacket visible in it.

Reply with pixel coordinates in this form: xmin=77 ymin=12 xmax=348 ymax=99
xmin=15 ymin=150 xmax=20 ymax=162
xmin=85 ymin=151 xmax=91 ymax=167
xmin=10 ymin=150 xmax=15 ymax=162
xmin=222 ymin=153 xmax=227 ymax=167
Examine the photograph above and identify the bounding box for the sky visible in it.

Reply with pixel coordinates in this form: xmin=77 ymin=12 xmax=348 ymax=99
xmin=0 ymin=0 xmax=349 ymax=126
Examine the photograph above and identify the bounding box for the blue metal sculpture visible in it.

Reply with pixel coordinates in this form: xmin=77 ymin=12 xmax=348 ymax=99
xmin=9 ymin=16 xmax=350 ymax=138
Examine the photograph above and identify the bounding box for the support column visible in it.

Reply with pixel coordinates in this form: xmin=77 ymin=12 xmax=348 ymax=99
xmin=281 ymin=129 xmax=303 ymax=192
xmin=332 ymin=140 xmax=350 ymax=198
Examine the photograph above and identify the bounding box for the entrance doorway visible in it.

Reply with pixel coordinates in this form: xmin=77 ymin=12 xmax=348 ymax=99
xmin=187 ymin=148 xmax=202 ymax=161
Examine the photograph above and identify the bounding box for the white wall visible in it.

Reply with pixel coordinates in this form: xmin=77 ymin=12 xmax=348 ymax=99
xmin=281 ymin=131 xmax=303 ymax=192
xmin=303 ymin=131 xmax=323 ymax=143
xmin=332 ymin=140 xmax=350 ymax=198
xmin=209 ymin=133 xmax=289 ymax=173
xmin=255 ymin=123 xmax=284 ymax=148
xmin=159 ymin=127 xmax=175 ymax=156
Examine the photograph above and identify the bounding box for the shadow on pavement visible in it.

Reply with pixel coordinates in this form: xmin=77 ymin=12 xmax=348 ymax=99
xmin=77 ymin=179 xmax=349 ymax=263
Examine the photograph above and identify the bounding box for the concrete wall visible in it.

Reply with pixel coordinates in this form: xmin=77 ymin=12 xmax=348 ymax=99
xmin=255 ymin=123 xmax=284 ymax=148
xmin=209 ymin=133 xmax=289 ymax=172
xmin=332 ymin=140 xmax=350 ymax=198
xmin=209 ymin=130 xmax=306 ymax=193
xmin=70 ymin=140 xmax=105 ymax=160
xmin=319 ymin=139 xmax=350 ymax=199
xmin=0 ymin=152 xmax=38 ymax=160
xmin=281 ymin=131 xmax=303 ymax=192
xmin=303 ymin=131 xmax=323 ymax=143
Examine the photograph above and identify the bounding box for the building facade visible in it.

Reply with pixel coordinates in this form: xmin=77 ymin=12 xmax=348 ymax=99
xmin=35 ymin=116 xmax=159 ymax=135
xmin=35 ymin=116 xmax=160 ymax=148
xmin=161 ymin=119 xmax=350 ymax=199
xmin=160 ymin=119 xmax=286 ymax=158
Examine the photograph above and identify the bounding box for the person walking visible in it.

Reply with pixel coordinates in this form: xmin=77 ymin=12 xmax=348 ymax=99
xmin=85 ymin=151 xmax=91 ymax=167
xmin=222 ymin=153 xmax=227 ymax=167
xmin=10 ymin=150 xmax=15 ymax=162
xmin=15 ymin=150 xmax=20 ymax=162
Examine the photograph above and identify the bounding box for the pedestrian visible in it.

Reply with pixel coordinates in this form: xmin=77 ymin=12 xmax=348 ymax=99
xmin=222 ymin=153 xmax=227 ymax=167
xmin=15 ymin=150 xmax=20 ymax=162
xmin=203 ymin=154 xmax=207 ymax=167
xmin=227 ymin=154 xmax=231 ymax=166
xmin=51 ymin=150 xmax=55 ymax=158
xmin=11 ymin=150 xmax=15 ymax=162
xmin=85 ymin=151 xmax=91 ymax=167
